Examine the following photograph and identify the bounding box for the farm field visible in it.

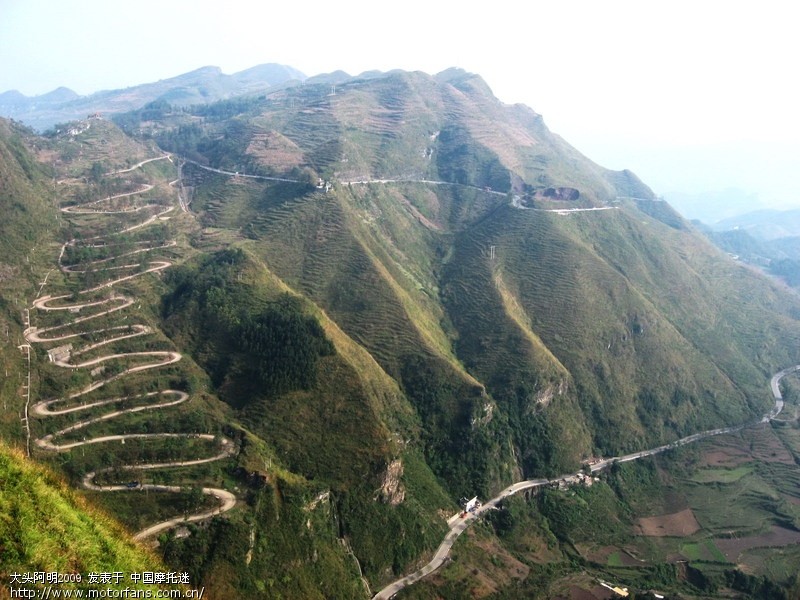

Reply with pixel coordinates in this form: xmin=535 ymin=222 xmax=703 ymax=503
xmin=400 ymin=414 xmax=800 ymax=598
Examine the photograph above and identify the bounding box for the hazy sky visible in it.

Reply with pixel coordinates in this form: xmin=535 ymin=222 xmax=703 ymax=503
xmin=2 ymin=0 xmax=798 ymax=215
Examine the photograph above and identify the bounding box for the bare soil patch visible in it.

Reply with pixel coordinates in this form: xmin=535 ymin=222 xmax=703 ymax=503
xmin=701 ymin=448 xmax=750 ymax=468
xmin=739 ymin=426 xmax=796 ymax=464
xmin=782 ymin=493 xmax=800 ymax=506
xmin=715 ymin=526 xmax=800 ymax=560
xmin=634 ymin=508 xmax=701 ymax=537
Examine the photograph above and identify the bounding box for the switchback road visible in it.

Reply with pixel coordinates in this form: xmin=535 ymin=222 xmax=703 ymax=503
xmin=27 ymin=156 xmax=236 ymax=539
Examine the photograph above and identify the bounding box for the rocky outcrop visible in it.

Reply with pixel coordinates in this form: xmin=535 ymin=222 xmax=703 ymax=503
xmin=532 ymin=380 xmax=568 ymax=410
xmin=534 ymin=186 xmax=581 ymax=201
xmin=375 ymin=459 xmax=405 ymax=505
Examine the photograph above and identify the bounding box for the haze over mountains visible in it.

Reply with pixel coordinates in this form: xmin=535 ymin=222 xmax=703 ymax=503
xmin=0 ymin=63 xmax=306 ymax=131
xmin=3 ymin=65 xmax=800 ymax=598
xmin=4 ymin=61 xmax=796 ymax=226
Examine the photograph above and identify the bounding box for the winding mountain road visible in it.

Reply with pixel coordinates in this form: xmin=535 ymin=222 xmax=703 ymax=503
xmin=342 ymin=177 xmax=619 ymax=214
xmin=106 ymin=154 xmax=171 ymax=175
xmin=182 ymin=158 xmax=300 ymax=183
xmin=26 ymin=156 xmax=236 ymax=539
xmin=61 ymin=184 xmax=156 ymax=214
xmin=372 ymin=365 xmax=795 ymax=599
xmin=178 ymin=154 xmax=623 ymax=218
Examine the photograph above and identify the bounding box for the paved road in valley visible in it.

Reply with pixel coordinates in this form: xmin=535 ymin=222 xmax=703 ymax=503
xmin=372 ymin=365 xmax=795 ymax=599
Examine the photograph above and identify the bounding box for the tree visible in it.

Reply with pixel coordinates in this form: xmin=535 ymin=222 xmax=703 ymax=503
xmin=183 ymin=486 xmax=206 ymax=514
xmin=89 ymin=161 xmax=105 ymax=183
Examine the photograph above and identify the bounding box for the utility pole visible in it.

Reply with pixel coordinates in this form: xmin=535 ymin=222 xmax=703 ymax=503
xmin=18 ymin=342 xmax=32 ymax=456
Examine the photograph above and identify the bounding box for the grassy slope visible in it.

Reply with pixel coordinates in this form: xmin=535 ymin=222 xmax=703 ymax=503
xmin=0 ymin=441 xmax=164 ymax=590
xmin=459 ymin=205 xmax=749 ymax=453
xmin=0 ymin=118 xmax=57 ymax=440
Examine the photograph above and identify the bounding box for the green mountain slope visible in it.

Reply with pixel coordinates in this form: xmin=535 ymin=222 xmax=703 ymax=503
xmin=0 ymin=118 xmax=56 ymax=442
xmin=150 ymin=68 xmax=800 ymax=493
xmin=160 ymin=247 xmax=455 ymax=587
xmin=0 ymin=118 xmax=447 ymax=597
xmin=6 ymin=65 xmax=800 ymax=599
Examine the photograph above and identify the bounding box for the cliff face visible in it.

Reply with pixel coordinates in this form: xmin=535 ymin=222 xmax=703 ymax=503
xmin=376 ymin=459 xmax=406 ymax=506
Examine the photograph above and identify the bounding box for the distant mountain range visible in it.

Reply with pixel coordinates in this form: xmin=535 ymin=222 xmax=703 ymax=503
xmin=709 ymin=207 xmax=800 ymax=240
xmin=699 ymin=206 xmax=800 ymax=290
xmin=0 ymin=63 xmax=307 ymax=131
xmin=666 ymin=188 xmax=764 ymax=225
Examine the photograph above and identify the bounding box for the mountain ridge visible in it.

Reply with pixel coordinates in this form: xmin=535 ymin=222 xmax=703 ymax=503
xmin=0 ymin=63 xmax=307 ymax=131
xmin=3 ymin=65 xmax=800 ymax=598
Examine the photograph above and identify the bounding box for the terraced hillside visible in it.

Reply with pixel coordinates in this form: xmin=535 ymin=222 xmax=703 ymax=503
xmin=110 ymin=69 xmax=800 ymax=596
xmin=8 ymin=66 xmax=800 ymax=599
xmin=1 ymin=118 xmax=463 ymax=598
xmin=135 ymin=69 xmax=800 ymax=491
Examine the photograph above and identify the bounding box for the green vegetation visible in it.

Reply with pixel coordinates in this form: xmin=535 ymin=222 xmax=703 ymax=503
xmin=434 ymin=125 xmax=511 ymax=191
xmin=6 ymin=65 xmax=800 ymax=598
xmin=160 ymin=480 xmax=369 ymax=599
xmin=160 ymin=247 xmax=455 ymax=584
xmin=0 ymin=118 xmax=59 ymax=445
xmin=163 ymin=249 xmax=334 ymax=403
xmin=690 ymin=465 xmax=753 ymax=483
xmin=538 ymin=483 xmax=631 ymax=546
xmin=680 ymin=539 xmax=727 ymax=562
xmin=0 ymin=441 xmax=166 ymax=589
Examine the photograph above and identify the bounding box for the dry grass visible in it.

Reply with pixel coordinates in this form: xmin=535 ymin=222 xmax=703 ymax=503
xmin=245 ymin=130 xmax=305 ymax=171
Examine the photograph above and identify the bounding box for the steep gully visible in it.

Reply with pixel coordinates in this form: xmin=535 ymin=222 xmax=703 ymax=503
xmin=24 ymin=156 xmax=236 ymax=540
